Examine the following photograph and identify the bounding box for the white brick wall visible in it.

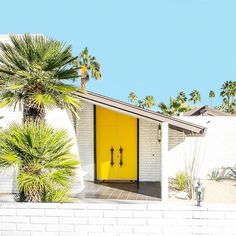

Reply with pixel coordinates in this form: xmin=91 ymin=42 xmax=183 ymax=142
xmin=139 ymin=119 xmax=161 ymax=181
xmin=76 ymin=101 xmax=94 ymax=181
xmin=0 ymin=202 xmax=235 ymax=235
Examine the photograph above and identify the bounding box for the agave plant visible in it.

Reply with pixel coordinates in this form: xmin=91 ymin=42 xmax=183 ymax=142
xmin=0 ymin=123 xmax=80 ymax=202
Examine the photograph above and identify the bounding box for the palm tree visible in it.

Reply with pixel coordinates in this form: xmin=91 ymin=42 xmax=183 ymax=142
xmin=208 ymin=90 xmax=215 ymax=107
xmin=76 ymin=47 xmax=101 ymax=90
xmin=128 ymin=92 xmax=138 ymax=104
xmin=0 ymin=123 xmax=80 ymax=202
xmin=0 ymin=34 xmax=81 ymax=123
xmin=143 ymin=96 xmax=155 ymax=108
xmin=220 ymin=81 xmax=236 ymax=113
xmin=189 ymin=90 xmax=201 ymax=104
xmin=176 ymin=91 xmax=187 ymax=103
xmin=158 ymin=97 xmax=191 ymax=116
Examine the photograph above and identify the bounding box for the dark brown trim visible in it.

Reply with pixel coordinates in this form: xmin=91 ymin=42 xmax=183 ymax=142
xmin=137 ymin=119 xmax=139 ymax=183
xmin=93 ymin=105 xmax=97 ymax=182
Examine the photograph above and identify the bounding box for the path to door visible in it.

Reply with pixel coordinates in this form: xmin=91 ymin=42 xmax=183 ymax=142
xmin=76 ymin=181 xmax=161 ymax=200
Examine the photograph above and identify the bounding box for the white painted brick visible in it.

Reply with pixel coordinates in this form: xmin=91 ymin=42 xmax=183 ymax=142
xmin=1 ymin=231 xmax=30 ymax=236
xmin=77 ymin=101 xmax=94 ymax=181
xmin=88 ymin=204 xmax=117 ymax=210
xmin=117 ymin=218 xmax=146 ymax=225
xmin=177 ymin=218 xmax=207 ymax=226
xmin=208 ymin=219 xmax=236 ymax=226
xmin=59 ymin=233 xmax=87 ymax=236
xmin=162 ymin=226 xmax=192 ymax=234
xmin=104 ymin=225 xmax=132 ymax=233
xmin=17 ymin=224 xmax=45 ymax=231
xmin=58 ymin=203 xmax=88 ymax=209
xmin=59 ymin=217 xmax=87 ymax=224
xmin=0 ymin=209 xmax=16 ymax=216
xmin=0 ymin=223 xmax=16 ymax=231
xmin=88 ymin=233 xmax=118 ymax=236
xmin=193 ymin=210 xmax=224 ymax=219
xmin=89 ymin=217 xmax=116 ymax=225
xmin=192 ymin=225 xmax=224 ymax=234
xmin=147 ymin=218 xmax=176 ymax=226
xmin=133 ymin=225 xmax=162 ymax=233
xmin=164 ymin=210 xmax=192 ymax=219
xmin=31 ymin=233 xmax=58 ymax=236
xmin=2 ymin=216 xmax=29 ymax=223
xmin=46 ymin=224 xmax=74 ymax=232
xmin=133 ymin=210 xmax=162 ymax=218
xmin=31 ymin=216 xmax=58 ymax=224
xmin=222 ymin=226 xmax=236 ymax=234
xmin=139 ymin=119 xmax=161 ymax=181
xmin=118 ymin=204 xmax=146 ymax=210
xmin=104 ymin=210 xmax=132 ymax=218
xmin=28 ymin=203 xmax=58 ymax=209
xmin=45 ymin=209 xmax=74 ymax=217
xmin=74 ymin=210 xmax=103 ymax=217
xmin=119 ymin=234 xmax=147 ymax=236
xmin=74 ymin=225 xmax=103 ymax=232
xmin=224 ymin=211 xmax=236 ymax=219
xmin=16 ymin=209 xmax=44 ymax=216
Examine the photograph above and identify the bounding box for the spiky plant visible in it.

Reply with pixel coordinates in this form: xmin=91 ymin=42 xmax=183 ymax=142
xmin=0 ymin=123 xmax=80 ymax=202
xmin=75 ymin=47 xmax=101 ymax=90
xmin=128 ymin=92 xmax=138 ymax=104
xmin=220 ymin=81 xmax=236 ymax=113
xmin=158 ymin=97 xmax=191 ymax=116
xmin=0 ymin=34 xmax=81 ymax=123
xmin=189 ymin=90 xmax=201 ymax=104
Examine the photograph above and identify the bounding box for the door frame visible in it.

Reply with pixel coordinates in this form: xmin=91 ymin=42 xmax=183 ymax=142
xmin=93 ymin=105 xmax=139 ymax=183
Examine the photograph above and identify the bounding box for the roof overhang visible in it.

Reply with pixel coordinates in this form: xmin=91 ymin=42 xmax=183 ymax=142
xmin=76 ymin=91 xmax=207 ymax=135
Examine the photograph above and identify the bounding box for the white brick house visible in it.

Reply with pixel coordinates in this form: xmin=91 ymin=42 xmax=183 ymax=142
xmin=0 ymin=91 xmax=206 ymax=199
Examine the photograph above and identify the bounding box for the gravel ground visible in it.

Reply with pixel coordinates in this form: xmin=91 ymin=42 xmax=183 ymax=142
xmin=168 ymin=179 xmax=236 ymax=204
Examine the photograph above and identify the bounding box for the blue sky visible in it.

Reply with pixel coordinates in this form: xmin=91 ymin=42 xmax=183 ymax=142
xmin=1 ymin=0 xmax=236 ymax=107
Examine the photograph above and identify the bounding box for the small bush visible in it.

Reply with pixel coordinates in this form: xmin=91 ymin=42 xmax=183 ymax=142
xmin=208 ymin=169 xmax=221 ymax=181
xmin=176 ymin=171 xmax=188 ymax=191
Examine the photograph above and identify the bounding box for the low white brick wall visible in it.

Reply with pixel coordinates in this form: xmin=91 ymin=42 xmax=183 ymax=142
xmin=0 ymin=202 xmax=236 ymax=235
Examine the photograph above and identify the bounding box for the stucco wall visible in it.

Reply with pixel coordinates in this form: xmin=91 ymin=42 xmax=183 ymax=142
xmin=168 ymin=116 xmax=236 ymax=178
xmin=139 ymin=119 xmax=161 ymax=181
xmin=0 ymin=202 xmax=235 ymax=235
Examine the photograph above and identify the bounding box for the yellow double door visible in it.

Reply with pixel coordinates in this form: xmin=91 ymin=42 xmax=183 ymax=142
xmin=96 ymin=106 xmax=137 ymax=181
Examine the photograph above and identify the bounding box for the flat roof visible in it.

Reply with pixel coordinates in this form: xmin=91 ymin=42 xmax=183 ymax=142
xmin=76 ymin=91 xmax=206 ymax=135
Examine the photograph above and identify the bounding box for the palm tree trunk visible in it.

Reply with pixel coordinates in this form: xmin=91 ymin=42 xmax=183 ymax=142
xmin=228 ymin=96 xmax=230 ymax=113
xmin=81 ymin=77 xmax=87 ymax=90
xmin=23 ymin=97 xmax=46 ymax=123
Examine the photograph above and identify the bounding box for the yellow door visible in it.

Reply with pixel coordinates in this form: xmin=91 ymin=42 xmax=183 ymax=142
xmin=96 ymin=106 xmax=137 ymax=181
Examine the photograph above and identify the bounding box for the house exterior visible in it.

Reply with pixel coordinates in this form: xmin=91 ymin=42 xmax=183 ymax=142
xmin=184 ymin=105 xmax=230 ymax=116
xmin=0 ymin=91 xmax=206 ymax=199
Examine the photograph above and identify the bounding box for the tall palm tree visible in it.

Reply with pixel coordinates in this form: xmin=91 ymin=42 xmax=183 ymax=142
xmin=158 ymin=97 xmax=191 ymax=116
xmin=220 ymin=81 xmax=236 ymax=113
xmin=76 ymin=47 xmax=101 ymax=90
xmin=128 ymin=92 xmax=138 ymax=104
xmin=0 ymin=34 xmax=81 ymax=123
xmin=208 ymin=90 xmax=215 ymax=107
xmin=176 ymin=91 xmax=187 ymax=103
xmin=189 ymin=90 xmax=201 ymax=104
xmin=143 ymin=96 xmax=155 ymax=108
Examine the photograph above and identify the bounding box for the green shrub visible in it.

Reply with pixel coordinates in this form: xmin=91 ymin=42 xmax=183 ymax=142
xmin=208 ymin=169 xmax=221 ymax=181
xmin=0 ymin=123 xmax=80 ymax=202
xmin=176 ymin=171 xmax=188 ymax=191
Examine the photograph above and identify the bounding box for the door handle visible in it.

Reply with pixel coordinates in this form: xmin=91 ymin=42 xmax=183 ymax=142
xmin=119 ymin=146 xmax=123 ymax=166
xmin=110 ymin=146 xmax=114 ymax=166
